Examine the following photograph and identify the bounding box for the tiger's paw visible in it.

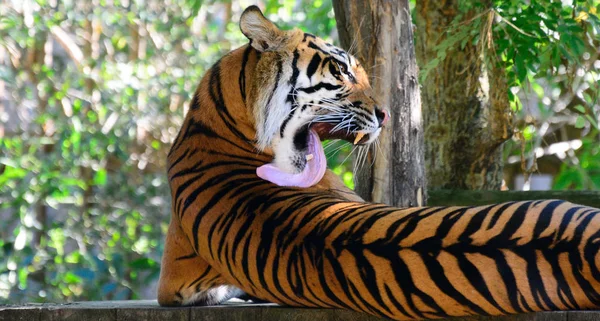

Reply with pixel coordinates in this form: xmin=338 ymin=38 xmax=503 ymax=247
xmin=235 ymin=292 xmax=272 ymax=304
xmin=180 ymin=285 xmax=246 ymax=306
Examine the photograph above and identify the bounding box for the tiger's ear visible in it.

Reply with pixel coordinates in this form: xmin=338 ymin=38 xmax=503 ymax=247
xmin=240 ymin=5 xmax=285 ymax=52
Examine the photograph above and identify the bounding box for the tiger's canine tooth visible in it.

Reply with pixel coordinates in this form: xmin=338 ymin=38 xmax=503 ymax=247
xmin=354 ymin=132 xmax=365 ymax=145
xmin=306 ymin=154 xmax=314 ymax=161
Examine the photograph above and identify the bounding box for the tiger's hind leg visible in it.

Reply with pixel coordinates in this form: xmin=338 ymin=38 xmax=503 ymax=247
xmin=157 ymin=218 xmax=245 ymax=306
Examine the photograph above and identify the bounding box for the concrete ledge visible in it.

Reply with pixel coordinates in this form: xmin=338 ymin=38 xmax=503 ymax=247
xmin=1 ymin=300 xmax=600 ymax=321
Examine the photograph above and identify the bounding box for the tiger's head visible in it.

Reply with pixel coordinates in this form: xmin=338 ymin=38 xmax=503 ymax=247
xmin=240 ymin=6 xmax=388 ymax=187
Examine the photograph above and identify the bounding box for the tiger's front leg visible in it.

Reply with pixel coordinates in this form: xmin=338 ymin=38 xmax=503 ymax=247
xmin=157 ymin=216 xmax=245 ymax=306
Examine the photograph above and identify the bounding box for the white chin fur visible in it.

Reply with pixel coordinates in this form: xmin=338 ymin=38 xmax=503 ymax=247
xmin=271 ymin=110 xmax=316 ymax=174
xmin=366 ymin=127 xmax=381 ymax=144
xmin=272 ymin=135 xmax=305 ymax=174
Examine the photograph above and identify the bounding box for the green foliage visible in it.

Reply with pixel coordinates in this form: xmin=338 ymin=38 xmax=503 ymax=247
xmin=0 ymin=0 xmax=336 ymax=303
xmin=554 ymin=137 xmax=600 ymax=189
xmin=420 ymin=0 xmax=600 ymax=190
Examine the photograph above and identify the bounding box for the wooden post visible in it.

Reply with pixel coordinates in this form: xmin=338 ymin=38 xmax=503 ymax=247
xmin=333 ymin=0 xmax=427 ymax=207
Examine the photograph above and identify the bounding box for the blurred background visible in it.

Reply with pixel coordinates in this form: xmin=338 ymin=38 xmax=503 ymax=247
xmin=0 ymin=0 xmax=598 ymax=303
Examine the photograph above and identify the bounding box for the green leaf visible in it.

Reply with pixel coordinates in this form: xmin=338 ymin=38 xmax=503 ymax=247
xmin=63 ymin=271 xmax=82 ymax=284
xmin=574 ymin=105 xmax=586 ymax=113
xmin=515 ymin=56 xmax=527 ymax=83
xmin=575 ymin=115 xmax=587 ymax=128
xmin=523 ymin=125 xmax=536 ymax=140
xmin=530 ymin=81 xmax=544 ymax=98
xmin=93 ymin=169 xmax=107 ymax=186
xmin=128 ymin=258 xmax=157 ymax=270
xmin=0 ymin=16 xmax=17 ymax=31
xmin=585 ymin=114 xmax=598 ymax=130
xmin=342 ymin=171 xmax=354 ymax=190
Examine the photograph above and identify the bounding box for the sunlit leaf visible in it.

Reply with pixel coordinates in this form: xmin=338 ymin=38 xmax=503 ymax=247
xmin=93 ymin=169 xmax=107 ymax=186
xmin=128 ymin=258 xmax=157 ymax=270
xmin=575 ymin=116 xmax=587 ymax=128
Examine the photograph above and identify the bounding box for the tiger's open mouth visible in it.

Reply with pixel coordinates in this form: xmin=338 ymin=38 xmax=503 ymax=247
xmin=256 ymin=112 xmax=387 ymax=188
xmin=311 ymin=122 xmax=374 ymax=145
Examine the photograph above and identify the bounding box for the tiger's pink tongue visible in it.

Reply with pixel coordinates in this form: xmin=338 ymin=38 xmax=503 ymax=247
xmin=256 ymin=129 xmax=326 ymax=188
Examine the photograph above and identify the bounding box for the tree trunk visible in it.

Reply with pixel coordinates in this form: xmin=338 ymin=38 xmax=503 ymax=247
xmin=333 ymin=0 xmax=426 ymax=207
xmin=415 ymin=1 xmax=512 ymax=190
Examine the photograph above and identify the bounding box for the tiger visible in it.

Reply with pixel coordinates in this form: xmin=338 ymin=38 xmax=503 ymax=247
xmin=157 ymin=5 xmax=600 ymax=320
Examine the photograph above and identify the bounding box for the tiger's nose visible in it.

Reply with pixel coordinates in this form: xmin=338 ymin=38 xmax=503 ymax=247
xmin=375 ymin=108 xmax=389 ymax=127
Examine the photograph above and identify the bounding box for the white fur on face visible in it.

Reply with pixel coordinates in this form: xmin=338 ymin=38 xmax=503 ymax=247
xmin=254 ymin=41 xmax=382 ymax=174
xmin=256 ymin=81 xmax=293 ymax=150
xmin=271 ymin=86 xmax=342 ymax=173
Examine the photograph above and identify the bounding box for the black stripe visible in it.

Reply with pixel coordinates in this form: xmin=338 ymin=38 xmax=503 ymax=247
xmin=240 ymin=232 xmax=258 ymax=290
xmin=280 ymin=93 xmax=297 ymax=137
xmin=263 ymin=58 xmax=284 ymax=133
xmin=321 ymin=248 xmax=367 ymax=311
xmin=288 ymin=49 xmax=300 ymax=86
xmin=352 ymin=250 xmax=394 ymax=316
xmin=296 ymin=244 xmax=335 ymax=307
xmin=383 ymin=283 xmax=415 ymax=319
xmin=286 ymin=246 xmax=304 ymax=299
xmin=488 ymin=202 xmax=517 ymax=228
xmin=174 ymin=161 xmax=255 ymax=217
xmin=175 ymin=252 xmax=198 ymax=261
xmin=533 ymin=200 xmax=562 ymax=238
xmin=350 ymin=105 xmax=375 ymax=120
xmin=189 ymin=92 xmax=201 ymax=110
xmin=490 ymin=201 xmax=532 ymax=243
xmin=239 ymin=45 xmax=253 ymax=102
xmin=209 ymin=61 xmax=236 ymax=124
xmin=190 ymin=170 xmax=257 ymax=252
xmin=168 ymin=120 xmax=190 ymax=158
xmin=184 ymin=167 xmax=255 ymax=219
xmin=456 ymin=253 xmax=509 ymax=314
xmin=180 ymin=119 xmax=256 ymax=155
xmin=188 ymin=266 xmax=213 ymax=288
xmin=209 ymin=61 xmax=255 ymax=145
xmin=542 ymin=249 xmax=579 ymax=310
xmin=293 ymin=125 xmax=309 ymax=151
xmin=167 ymin=148 xmax=191 ymax=175
xmin=296 ymin=82 xmax=342 ymax=94
xmin=493 ymin=248 xmax=532 ymax=313
xmin=567 ymin=211 xmax=600 ymax=305
xmin=205 ymin=149 xmax=264 ymax=165
xmin=306 ymin=53 xmax=322 ymax=79
xmin=308 ymin=41 xmax=329 ymax=55
xmin=303 ymin=33 xmax=316 ymax=42
xmin=388 ymin=252 xmax=447 ymax=318
xmin=328 ymin=59 xmax=343 ymax=81
xmin=584 ymin=209 xmax=600 ymax=284
xmin=271 ymin=243 xmax=302 ymax=305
